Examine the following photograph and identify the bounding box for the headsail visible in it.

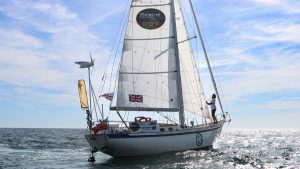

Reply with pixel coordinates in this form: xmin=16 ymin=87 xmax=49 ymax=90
xmin=174 ymin=0 xmax=210 ymax=118
xmin=78 ymin=80 xmax=89 ymax=109
xmin=113 ymin=0 xmax=180 ymax=112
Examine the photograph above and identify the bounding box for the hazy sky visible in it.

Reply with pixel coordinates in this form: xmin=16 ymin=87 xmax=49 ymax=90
xmin=0 ymin=0 xmax=299 ymax=129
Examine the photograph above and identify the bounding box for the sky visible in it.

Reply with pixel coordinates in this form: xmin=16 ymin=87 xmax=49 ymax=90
xmin=0 ymin=0 xmax=299 ymax=129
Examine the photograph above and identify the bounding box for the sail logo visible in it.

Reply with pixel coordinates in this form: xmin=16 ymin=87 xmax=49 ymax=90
xmin=136 ymin=8 xmax=165 ymax=30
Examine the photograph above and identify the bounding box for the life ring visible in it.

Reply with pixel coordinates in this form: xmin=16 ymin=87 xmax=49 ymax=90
xmin=134 ymin=116 xmax=151 ymax=122
xmin=130 ymin=122 xmax=140 ymax=132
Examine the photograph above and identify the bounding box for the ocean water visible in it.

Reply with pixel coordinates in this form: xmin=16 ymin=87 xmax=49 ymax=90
xmin=0 ymin=128 xmax=299 ymax=169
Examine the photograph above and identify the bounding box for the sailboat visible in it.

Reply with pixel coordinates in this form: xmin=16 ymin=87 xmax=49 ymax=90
xmin=76 ymin=0 xmax=231 ymax=160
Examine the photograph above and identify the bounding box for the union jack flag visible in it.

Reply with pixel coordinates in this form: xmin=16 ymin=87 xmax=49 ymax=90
xmin=129 ymin=94 xmax=143 ymax=103
xmin=100 ymin=92 xmax=114 ymax=101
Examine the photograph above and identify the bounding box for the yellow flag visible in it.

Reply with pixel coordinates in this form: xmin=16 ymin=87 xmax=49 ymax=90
xmin=78 ymin=80 xmax=89 ymax=109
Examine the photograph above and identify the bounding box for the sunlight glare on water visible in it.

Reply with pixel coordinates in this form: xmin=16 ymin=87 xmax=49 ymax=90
xmin=0 ymin=128 xmax=299 ymax=169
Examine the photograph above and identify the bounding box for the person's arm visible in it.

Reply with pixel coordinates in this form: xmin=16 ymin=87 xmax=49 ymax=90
xmin=206 ymin=101 xmax=211 ymax=105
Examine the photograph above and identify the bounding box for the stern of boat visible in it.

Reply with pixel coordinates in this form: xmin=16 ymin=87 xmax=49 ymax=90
xmin=85 ymin=132 xmax=107 ymax=153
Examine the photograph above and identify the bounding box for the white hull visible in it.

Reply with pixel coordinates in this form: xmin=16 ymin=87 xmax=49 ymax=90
xmin=85 ymin=122 xmax=223 ymax=157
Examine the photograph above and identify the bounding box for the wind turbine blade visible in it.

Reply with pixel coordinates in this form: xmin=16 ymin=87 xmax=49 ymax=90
xmin=90 ymin=52 xmax=92 ymax=63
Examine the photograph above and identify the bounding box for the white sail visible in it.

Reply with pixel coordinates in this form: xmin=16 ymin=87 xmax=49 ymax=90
xmin=174 ymin=0 xmax=211 ymax=118
xmin=114 ymin=0 xmax=180 ymax=111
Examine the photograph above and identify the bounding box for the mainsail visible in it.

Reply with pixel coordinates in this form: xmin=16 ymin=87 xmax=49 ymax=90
xmin=174 ymin=0 xmax=210 ymax=118
xmin=113 ymin=0 xmax=210 ymax=119
xmin=114 ymin=0 xmax=180 ymax=111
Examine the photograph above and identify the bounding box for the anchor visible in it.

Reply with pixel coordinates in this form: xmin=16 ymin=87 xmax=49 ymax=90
xmin=87 ymin=156 xmax=95 ymax=163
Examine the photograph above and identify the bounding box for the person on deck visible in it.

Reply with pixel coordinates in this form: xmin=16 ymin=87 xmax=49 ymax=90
xmin=206 ymin=94 xmax=217 ymax=124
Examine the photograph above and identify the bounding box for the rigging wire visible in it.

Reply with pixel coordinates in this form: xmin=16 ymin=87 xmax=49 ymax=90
xmin=91 ymin=83 xmax=104 ymax=120
xmin=109 ymin=1 xmax=133 ymax=121
xmin=102 ymin=0 xmax=131 ymax=119
xmin=85 ymin=0 xmax=132 ymax=124
xmin=181 ymin=0 xmax=197 ymax=36
xmin=192 ymin=1 xmax=229 ymax=117
xmin=188 ymin=0 xmax=227 ymax=120
xmin=156 ymin=111 xmax=178 ymax=124
xmin=97 ymin=0 xmax=132 ymax=97
xmin=91 ymin=89 xmax=99 ymax=121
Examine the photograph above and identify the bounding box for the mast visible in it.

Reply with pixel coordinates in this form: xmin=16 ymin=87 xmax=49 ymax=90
xmin=88 ymin=67 xmax=93 ymax=129
xmin=171 ymin=0 xmax=185 ymax=127
xmin=188 ymin=0 xmax=225 ymax=115
xmin=88 ymin=67 xmax=92 ymax=111
xmin=75 ymin=55 xmax=95 ymax=129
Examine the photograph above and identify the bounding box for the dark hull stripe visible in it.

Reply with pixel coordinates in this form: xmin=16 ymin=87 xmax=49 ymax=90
xmin=105 ymin=124 xmax=222 ymax=139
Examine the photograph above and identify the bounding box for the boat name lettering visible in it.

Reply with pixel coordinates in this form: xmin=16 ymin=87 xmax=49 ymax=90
xmin=136 ymin=8 xmax=165 ymax=30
